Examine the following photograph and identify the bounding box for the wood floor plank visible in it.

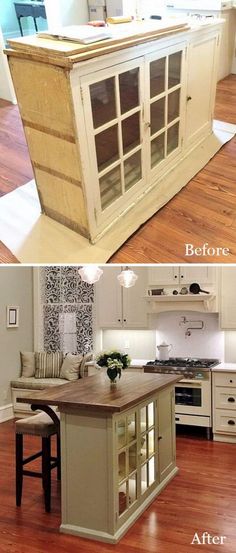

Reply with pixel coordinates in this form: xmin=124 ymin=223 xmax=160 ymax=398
xmin=0 ymin=77 xmax=236 ymax=263
xmin=0 ymin=420 xmax=236 ymax=552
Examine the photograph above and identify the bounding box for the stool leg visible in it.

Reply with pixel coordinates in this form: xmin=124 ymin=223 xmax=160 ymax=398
xmin=42 ymin=436 xmax=51 ymax=513
xmin=16 ymin=433 xmax=23 ymax=507
xmin=56 ymin=434 xmax=61 ymax=481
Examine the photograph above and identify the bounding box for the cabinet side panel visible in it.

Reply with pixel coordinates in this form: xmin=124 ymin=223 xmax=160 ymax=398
xmin=34 ymin=168 xmax=89 ymax=236
xmin=61 ymin=413 xmax=110 ymax=532
xmin=158 ymin=387 xmax=176 ymax=482
xmin=8 ymin=57 xmax=89 ymax=236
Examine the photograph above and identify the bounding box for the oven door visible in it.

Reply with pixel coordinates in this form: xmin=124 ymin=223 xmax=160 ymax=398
xmin=175 ymin=378 xmax=211 ymax=416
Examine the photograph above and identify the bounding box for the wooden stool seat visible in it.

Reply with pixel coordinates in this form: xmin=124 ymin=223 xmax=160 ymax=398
xmin=15 ymin=411 xmax=60 ymax=513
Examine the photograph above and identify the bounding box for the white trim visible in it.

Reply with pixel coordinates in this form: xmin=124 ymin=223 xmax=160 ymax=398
xmin=0 ymin=404 xmax=14 ymax=423
xmin=33 ymin=267 xmax=41 ymax=350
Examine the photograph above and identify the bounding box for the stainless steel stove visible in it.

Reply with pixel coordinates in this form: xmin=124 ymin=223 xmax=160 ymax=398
xmin=144 ymin=357 xmax=220 ymax=438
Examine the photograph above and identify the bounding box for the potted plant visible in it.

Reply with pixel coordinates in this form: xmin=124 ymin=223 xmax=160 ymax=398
xmin=96 ymin=350 xmax=131 ymax=383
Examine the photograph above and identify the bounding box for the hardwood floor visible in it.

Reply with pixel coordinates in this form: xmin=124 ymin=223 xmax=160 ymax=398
xmin=0 ymin=76 xmax=236 ymax=263
xmin=0 ymin=420 xmax=236 ymax=552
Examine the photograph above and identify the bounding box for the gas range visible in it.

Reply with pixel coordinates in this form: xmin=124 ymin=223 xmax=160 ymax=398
xmin=144 ymin=358 xmax=219 ymax=380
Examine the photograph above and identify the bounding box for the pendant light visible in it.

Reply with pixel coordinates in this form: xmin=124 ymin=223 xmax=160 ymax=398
xmin=78 ymin=265 xmax=103 ymax=284
xmin=117 ymin=267 xmax=138 ymax=288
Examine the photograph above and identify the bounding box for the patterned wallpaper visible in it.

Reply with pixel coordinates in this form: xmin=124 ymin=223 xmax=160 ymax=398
xmin=39 ymin=267 xmax=94 ymax=354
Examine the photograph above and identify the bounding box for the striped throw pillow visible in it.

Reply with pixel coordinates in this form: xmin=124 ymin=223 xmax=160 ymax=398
xmin=35 ymin=352 xmax=63 ymax=378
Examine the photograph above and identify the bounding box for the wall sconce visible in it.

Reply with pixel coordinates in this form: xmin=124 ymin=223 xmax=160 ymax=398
xmin=117 ymin=267 xmax=138 ymax=288
xmin=78 ymin=265 xmax=103 ymax=284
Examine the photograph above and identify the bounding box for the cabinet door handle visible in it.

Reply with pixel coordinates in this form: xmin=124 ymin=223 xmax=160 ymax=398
xmin=227 ymin=397 xmax=235 ymax=403
xmin=175 ymin=417 xmax=180 ymax=421
xmin=227 ymin=420 xmax=235 ymax=425
xmin=158 ymin=436 xmax=162 ymax=441
xmin=187 ymin=96 xmax=192 ymax=102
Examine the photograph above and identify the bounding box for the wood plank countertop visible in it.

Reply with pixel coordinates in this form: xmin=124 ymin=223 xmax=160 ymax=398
xmin=6 ymin=20 xmax=190 ymax=67
xmin=17 ymin=372 xmax=181 ymax=414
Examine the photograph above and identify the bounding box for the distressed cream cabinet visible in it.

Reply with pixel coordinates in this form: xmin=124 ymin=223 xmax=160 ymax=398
xmin=95 ymin=266 xmax=148 ymax=328
xmin=213 ymin=371 xmax=236 ymax=443
xmin=7 ymin=22 xmax=221 ymax=244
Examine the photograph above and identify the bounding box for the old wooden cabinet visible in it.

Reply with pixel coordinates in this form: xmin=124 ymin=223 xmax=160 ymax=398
xmin=7 ymin=20 xmax=221 ymax=245
xmin=96 ymin=266 xmax=148 ymax=328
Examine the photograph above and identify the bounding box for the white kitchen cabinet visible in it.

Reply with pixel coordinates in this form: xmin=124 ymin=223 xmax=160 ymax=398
xmin=96 ymin=267 xmax=148 ymax=328
xmin=148 ymin=266 xmax=214 ymax=286
xmin=220 ymin=268 xmax=236 ymax=329
xmin=185 ymin=33 xmax=219 ymax=148
xmin=7 ymin=21 xmax=221 ymax=247
xmin=213 ymin=371 xmax=236 ymax=443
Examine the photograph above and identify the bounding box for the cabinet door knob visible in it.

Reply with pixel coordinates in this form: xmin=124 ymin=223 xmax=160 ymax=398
xmin=230 ymin=380 xmax=233 ymax=383
xmin=123 ymin=319 xmax=127 ymax=323
xmin=227 ymin=397 xmax=235 ymax=403
xmin=187 ymin=95 xmax=192 ymax=102
xmin=175 ymin=417 xmax=180 ymax=421
xmin=174 ymin=275 xmax=177 ymax=279
xmin=158 ymin=436 xmax=162 ymax=441
xmin=227 ymin=420 xmax=235 ymax=425
xmin=118 ymin=319 xmax=121 ymax=322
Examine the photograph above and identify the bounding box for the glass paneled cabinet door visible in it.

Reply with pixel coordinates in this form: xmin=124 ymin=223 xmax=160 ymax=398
xmin=146 ymin=44 xmax=185 ymax=176
xmin=116 ymin=399 xmax=157 ymax=524
xmin=81 ymin=58 xmax=146 ymax=234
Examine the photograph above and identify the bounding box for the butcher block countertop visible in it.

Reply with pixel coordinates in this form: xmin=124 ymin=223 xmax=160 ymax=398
xmin=17 ymin=372 xmax=181 ymax=414
xmin=6 ymin=20 xmax=191 ymax=67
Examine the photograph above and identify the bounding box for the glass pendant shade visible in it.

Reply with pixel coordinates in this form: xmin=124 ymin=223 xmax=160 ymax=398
xmin=117 ymin=268 xmax=138 ymax=288
xmin=78 ymin=265 xmax=103 ymax=284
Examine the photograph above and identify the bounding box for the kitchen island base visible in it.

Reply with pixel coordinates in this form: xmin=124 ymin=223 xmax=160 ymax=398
xmin=0 ymin=120 xmax=234 ymax=263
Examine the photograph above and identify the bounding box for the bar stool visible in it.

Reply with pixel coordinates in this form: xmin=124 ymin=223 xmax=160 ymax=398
xmin=15 ymin=411 xmax=60 ymax=512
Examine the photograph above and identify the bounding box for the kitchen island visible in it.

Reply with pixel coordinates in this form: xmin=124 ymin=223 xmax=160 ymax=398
xmin=18 ymin=371 xmax=181 ymax=543
xmin=5 ymin=18 xmax=224 ymax=259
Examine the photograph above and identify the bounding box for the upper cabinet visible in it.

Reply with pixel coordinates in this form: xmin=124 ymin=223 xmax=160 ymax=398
xmin=148 ymin=266 xmax=215 ymax=286
xmin=96 ymin=267 xmax=148 ymax=329
xmin=220 ymin=268 xmax=236 ymax=329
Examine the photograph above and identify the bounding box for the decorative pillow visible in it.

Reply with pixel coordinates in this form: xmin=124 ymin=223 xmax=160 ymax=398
xmin=60 ymin=353 xmax=83 ymax=381
xmin=35 ymin=352 xmax=63 ymax=379
xmin=20 ymin=351 xmax=36 ymax=377
xmin=79 ymin=352 xmax=94 ymax=378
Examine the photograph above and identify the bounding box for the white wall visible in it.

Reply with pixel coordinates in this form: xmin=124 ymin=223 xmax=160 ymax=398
xmin=152 ymin=311 xmax=224 ymax=360
xmin=45 ymin=0 xmax=88 ymax=27
xmin=224 ymin=332 xmax=236 ymax=363
xmin=0 ymin=25 xmax=16 ymax=102
xmin=0 ymin=268 xmax=34 ymax=410
xmin=101 ymin=329 xmax=156 ymax=359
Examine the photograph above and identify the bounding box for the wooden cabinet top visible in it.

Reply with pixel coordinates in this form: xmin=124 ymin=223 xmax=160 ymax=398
xmin=6 ymin=20 xmax=191 ymax=67
xmin=17 ymin=372 xmax=181 ymax=414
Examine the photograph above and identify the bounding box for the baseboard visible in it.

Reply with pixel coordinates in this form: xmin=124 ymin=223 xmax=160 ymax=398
xmin=0 ymin=404 xmax=14 ymax=423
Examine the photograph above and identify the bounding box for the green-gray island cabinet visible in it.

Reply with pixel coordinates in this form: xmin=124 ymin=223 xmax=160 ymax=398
xmin=18 ymin=371 xmax=181 ymax=543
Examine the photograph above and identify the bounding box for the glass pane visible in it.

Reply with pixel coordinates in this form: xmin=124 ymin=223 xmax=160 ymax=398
xmin=128 ymin=473 xmax=137 ymax=505
xmin=141 ymin=434 xmax=148 ymax=461
xmin=129 ymin=443 xmax=137 ymax=473
xmin=118 ymin=451 xmax=126 ymax=481
xmin=124 ymin=151 xmax=142 ymax=191
xmin=151 ymin=97 xmax=165 ymax=135
xmin=119 ymin=483 xmax=127 ymax=516
xmin=117 ymin=418 xmax=126 ymax=448
xmin=140 ymin=406 xmax=147 ymax=432
xmin=122 ymin=113 xmax=140 ymax=154
xmin=148 ymin=429 xmax=155 ymax=456
xmin=168 ymin=89 xmax=180 ymax=124
xmin=167 ymin=123 xmax=179 ymax=156
xmin=90 ymin=77 xmax=116 ymax=129
xmin=119 ymin=68 xmax=139 ymax=114
xmin=150 ymin=57 xmax=165 ymax=98
xmin=151 ymin=133 xmax=165 ymax=168
xmin=141 ymin=464 xmax=148 ymax=494
xmin=148 ymin=402 xmax=154 ymax=428
xmin=168 ymin=51 xmax=182 ymax=89
xmin=148 ymin=457 xmax=155 ymax=486
xmin=99 ymin=165 xmax=122 ymax=211
xmin=128 ymin=413 xmax=136 ymax=442
xmin=95 ymin=125 xmax=119 ymax=172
